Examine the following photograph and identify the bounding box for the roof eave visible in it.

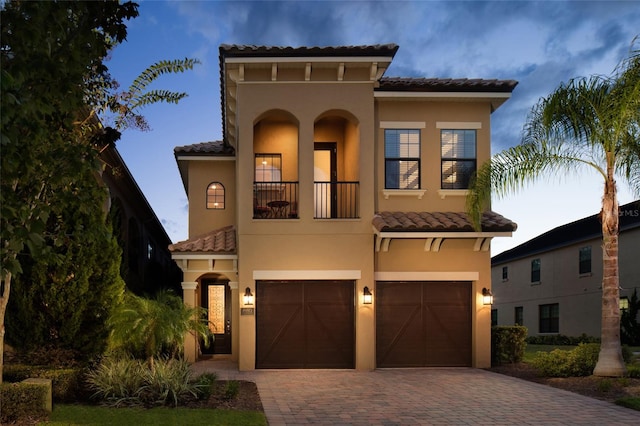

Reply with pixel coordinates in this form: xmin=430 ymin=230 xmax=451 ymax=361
xmin=374 ymin=91 xmax=513 ymax=111
xmin=373 ymin=228 xmax=514 ymax=239
xmin=170 ymin=253 xmax=238 ymax=260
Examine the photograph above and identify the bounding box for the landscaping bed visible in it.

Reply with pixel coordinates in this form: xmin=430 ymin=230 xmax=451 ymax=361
xmin=490 ymin=362 xmax=640 ymax=404
xmin=186 ymin=380 xmax=263 ymax=412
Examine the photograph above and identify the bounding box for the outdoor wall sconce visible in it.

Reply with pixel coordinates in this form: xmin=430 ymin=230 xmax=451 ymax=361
xmin=243 ymin=287 xmax=254 ymax=306
xmin=363 ymin=286 xmax=373 ymax=304
xmin=482 ymin=288 xmax=494 ymax=305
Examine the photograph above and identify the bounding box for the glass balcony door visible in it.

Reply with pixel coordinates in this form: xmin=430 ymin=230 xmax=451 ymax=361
xmin=314 ymin=143 xmax=337 ymax=219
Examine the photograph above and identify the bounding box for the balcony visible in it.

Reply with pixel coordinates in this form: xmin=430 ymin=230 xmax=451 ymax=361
xmin=314 ymin=181 xmax=359 ymax=219
xmin=253 ymin=182 xmax=299 ymax=219
xmin=253 ymin=181 xmax=360 ymax=219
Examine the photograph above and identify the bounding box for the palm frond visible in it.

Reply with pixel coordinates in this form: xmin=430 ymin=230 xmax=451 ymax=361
xmin=130 ymin=90 xmax=189 ymax=109
xmin=128 ymin=58 xmax=200 ymax=95
xmin=467 ymin=140 xmax=605 ymax=229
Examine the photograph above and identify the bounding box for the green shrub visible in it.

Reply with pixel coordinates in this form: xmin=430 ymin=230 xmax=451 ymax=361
xmin=0 ymin=382 xmax=50 ymax=424
xmin=491 ymin=326 xmax=527 ymax=365
xmin=532 ymin=343 xmax=601 ymax=377
xmin=2 ymin=364 xmax=84 ymax=402
xmin=85 ymin=357 xmax=147 ymax=406
xmin=2 ymin=363 xmax=34 ymax=381
xmin=86 ymin=357 xmax=202 ymax=407
xmin=531 ymin=349 xmax=572 ymax=377
xmin=621 ymin=345 xmax=633 ymax=363
xmin=626 ymin=365 xmax=640 ymax=378
xmin=222 ymin=380 xmax=240 ymax=400
xmin=526 ymin=334 xmax=599 ymax=345
xmin=194 ymin=372 xmax=218 ymax=400
xmin=597 ymin=378 xmax=613 ymax=393
xmin=139 ymin=358 xmax=200 ymax=407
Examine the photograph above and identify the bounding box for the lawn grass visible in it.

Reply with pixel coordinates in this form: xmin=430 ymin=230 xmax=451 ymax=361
xmin=615 ymin=397 xmax=640 ymax=411
xmin=42 ymin=404 xmax=267 ymax=425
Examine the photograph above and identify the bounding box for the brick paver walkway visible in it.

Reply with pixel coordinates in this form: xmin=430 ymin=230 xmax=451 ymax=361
xmin=192 ymin=358 xmax=640 ymax=425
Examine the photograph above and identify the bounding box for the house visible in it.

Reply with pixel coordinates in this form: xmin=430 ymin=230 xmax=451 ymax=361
xmin=100 ymin=143 xmax=183 ymax=295
xmin=491 ymin=200 xmax=640 ymax=338
xmin=169 ymin=44 xmax=518 ymax=370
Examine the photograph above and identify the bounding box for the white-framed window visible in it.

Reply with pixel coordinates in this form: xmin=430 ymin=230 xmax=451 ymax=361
xmin=384 ymin=129 xmax=420 ymax=189
xmin=207 ymin=182 xmax=225 ymax=209
xmin=441 ymin=129 xmax=476 ymax=189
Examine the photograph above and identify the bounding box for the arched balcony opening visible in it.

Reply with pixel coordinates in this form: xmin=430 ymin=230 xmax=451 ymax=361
xmin=253 ymin=110 xmax=299 ymax=219
xmin=314 ymin=111 xmax=360 ymax=219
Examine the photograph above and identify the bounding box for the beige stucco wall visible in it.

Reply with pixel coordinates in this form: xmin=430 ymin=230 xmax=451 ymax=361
xmin=179 ymin=61 xmax=505 ymax=369
xmin=376 ymin=238 xmax=494 ymax=368
xmin=188 ymin=159 xmax=236 ymax=237
xmin=179 ymin=260 xmax=238 ymax=362
xmin=233 ymin=80 xmax=378 ymax=370
xmin=236 ymin=82 xmax=375 ymax=234
xmin=238 ymin=233 xmax=375 ymax=370
xmin=375 ymin=100 xmax=492 ymax=212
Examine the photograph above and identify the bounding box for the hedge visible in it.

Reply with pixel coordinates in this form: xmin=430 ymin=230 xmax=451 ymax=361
xmin=491 ymin=325 xmax=528 ymax=366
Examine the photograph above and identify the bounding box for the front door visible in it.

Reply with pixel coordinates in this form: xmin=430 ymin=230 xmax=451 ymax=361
xmin=201 ymin=280 xmax=231 ymax=354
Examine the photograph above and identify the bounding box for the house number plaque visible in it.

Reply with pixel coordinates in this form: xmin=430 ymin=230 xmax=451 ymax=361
xmin=241 ymin=308 xmax=255 ymax=316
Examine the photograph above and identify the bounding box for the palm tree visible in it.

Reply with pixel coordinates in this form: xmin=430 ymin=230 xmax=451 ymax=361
xmin=109 ymin=290 xmax=211 ymax=371
xmin=467 ymin=43 xmax=639 ymax=377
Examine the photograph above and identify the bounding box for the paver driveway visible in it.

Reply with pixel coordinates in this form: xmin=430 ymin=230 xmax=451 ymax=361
xmin=192 ymin=358 xmax=640 ymax=425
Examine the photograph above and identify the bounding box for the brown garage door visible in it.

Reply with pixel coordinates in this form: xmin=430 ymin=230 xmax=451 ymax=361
xmin=256 ymin=280 xmax=355 ymax=369
xmin=376 ymin=281 xmax=471 ymax=367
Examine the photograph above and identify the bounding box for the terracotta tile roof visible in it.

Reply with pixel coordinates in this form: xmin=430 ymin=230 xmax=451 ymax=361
xmin=372 ymin=211 xmax=517 ymax=233
xmin=169 ymin=226 xmax=236 ymax=254
xmin=379 ymin=77 xmax=518 ymax=93
xmin=219 ymin=44 xmax=400 ymax=59
xmin=174 ymin=141 xmax=235 ymax=156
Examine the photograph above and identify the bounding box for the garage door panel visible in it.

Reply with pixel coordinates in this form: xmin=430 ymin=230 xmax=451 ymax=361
xmin=256 ymin=303 xmax=305 ymax=368
xmin=376 ymin=303 xmax=424 ymax=367
xmin=257 ymin=280 xmax=354 ymax=369
xmin=377 ymin=281 xmax=471 ymax=368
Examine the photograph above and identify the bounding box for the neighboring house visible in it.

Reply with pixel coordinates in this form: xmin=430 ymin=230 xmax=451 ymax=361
xmin=169 ymin=44 xmax=518 ymax=370
xmin=491 ymin=200 xmax=640 ymax=338
xmin=101 ymin=143 xmax=183 ymax=295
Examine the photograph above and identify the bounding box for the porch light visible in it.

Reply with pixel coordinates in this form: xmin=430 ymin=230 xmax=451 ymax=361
xmin=363 ymin=286 xmax=373 ymax=304
xmin=482 ymin=288 xmax=494 ymax=305
xmin=243 ymin=287 xmax=254 ymax=305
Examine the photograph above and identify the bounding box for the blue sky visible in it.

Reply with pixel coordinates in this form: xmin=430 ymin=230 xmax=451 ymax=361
xmin=104 ymin=0 xmax=639 ymax=255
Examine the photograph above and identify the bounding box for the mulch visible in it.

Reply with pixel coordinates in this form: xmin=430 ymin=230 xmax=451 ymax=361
xmin=489 ymin=362 xmax=640 ymax=403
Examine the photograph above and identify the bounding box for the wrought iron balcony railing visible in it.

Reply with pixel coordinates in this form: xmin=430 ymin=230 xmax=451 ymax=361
xmin=253 ymin=182 xmax=299 ymax=219
xmin=252 ymin=181 xmax=359 ymax=219
xmin=314 ymin=181 xmax=359 ymax=219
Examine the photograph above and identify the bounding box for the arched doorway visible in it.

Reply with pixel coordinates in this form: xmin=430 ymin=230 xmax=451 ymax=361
xmin=201 ymin=277 xmax=232 ymax=354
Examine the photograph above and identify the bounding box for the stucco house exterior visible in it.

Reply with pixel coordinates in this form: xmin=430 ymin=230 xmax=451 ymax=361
xmin=491 ymin=200 xmax=640 ymax=338
xmin=169 ymin=44 xmax=518 ymax=370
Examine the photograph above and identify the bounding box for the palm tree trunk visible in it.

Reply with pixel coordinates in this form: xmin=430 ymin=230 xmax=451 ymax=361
xmin=593 ymin=174 xmax=626 ymax=377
